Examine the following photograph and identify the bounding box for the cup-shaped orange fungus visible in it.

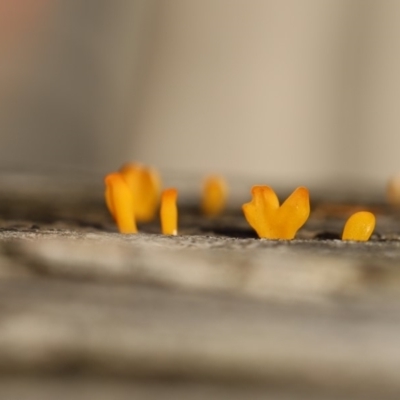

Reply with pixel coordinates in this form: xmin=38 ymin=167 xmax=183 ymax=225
xmin=119 ymin=163 xmax=161 ymax=222
xmin=342 ymin=211 xmax=375 ymax=241
xmin=104 ymin=173 xmax=137 ymax=234
xmin=242 ymin=186 xmax=310 ymax=239
xmin=160 ymin=188 xmax=178 ymax=235
xmin=201 ymin=175 xmax=227 ymax=217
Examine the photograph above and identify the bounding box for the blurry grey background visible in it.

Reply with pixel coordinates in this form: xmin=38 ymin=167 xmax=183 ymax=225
xmin=1 ymin=0 xmax=399 ymax=187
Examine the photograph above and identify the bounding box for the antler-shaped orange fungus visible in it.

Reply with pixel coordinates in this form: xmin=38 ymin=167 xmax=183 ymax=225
xmin=119 ymin=163 xmax=161 ymax=222
xmin=160 ymin=188 xmax=178 ymax=235
xmin=201 ymin=175 xmax=227 ymax=217
xmin=342 ymin=211 xmax=375 ymax=241
xmin=242 ymin=186 xmax=310 ymax=239
xmin=104 ymin=173 xmax=137 ymax=234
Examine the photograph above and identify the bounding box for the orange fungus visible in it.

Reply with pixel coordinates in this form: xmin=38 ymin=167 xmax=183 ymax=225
xmin=104 ymin=173 xmax=137 ymax=234
xmin=242 ymin=186 xmax=310 ymax=240
xmin=342 ymin=211 xmax=375 ymax=241
xmin=160 ymin=188 xmax=178 ymax=235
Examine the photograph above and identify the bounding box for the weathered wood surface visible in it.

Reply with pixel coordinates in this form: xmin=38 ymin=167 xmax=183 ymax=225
xmin=0 ymin=173 xmax=399 ymax=399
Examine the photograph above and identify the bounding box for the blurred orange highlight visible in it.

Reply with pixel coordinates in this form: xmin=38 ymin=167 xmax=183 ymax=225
xmin=201 ymin=175 xmax=227 ymax=217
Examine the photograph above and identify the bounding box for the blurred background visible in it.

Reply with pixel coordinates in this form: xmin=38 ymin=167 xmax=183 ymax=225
xmin=1 ymin=0 xmax=400 ymax=188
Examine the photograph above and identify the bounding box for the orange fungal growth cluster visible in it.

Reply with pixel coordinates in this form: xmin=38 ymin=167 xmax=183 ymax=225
xmin=104 ymin=173 xmax=137 ymax=234
xmin=160 ymin=188 xmax=178 ymax=235
xmin=119 ymin=163 xmax=161 ymax=222
xmin=342 ymin=211 xmax=375 ymax=241
xmin=201 ymin=175 xmax=227 ymax=217
xmin=242 ymin=186 xmax=310 ymax=240
xmin=103 ymin=163 xmax=378 ymax=241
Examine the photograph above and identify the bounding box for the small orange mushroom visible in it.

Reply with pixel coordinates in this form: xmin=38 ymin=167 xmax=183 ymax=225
xmin=242 ymin=186 xmax=310 ymax=240
xmin=104 ymin=173 xmax=137 ymax=234
xmin=342 ymin=211 xmax=375 ymax=241
xmin=160 ymin=188 xmax=178 ymax=235
xmin=119 ymin=163 xmax=161 ymax=222
xmin=201 ymin=175 xmax=227 ymax=217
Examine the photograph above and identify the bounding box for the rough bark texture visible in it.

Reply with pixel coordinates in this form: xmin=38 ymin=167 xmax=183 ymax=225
xmin=0 ymin=173 xmax=399 ymax=399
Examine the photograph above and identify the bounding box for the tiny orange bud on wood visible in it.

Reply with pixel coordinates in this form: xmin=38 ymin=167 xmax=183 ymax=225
xmin=342 ymin=211 xmax=375 ymax=241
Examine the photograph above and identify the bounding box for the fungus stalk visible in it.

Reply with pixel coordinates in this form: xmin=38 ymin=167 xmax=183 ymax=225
xmin=104 ymin=173 xmax=137 ymax=234
xmin=160 ymin=188 xmax=178 ymax=235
